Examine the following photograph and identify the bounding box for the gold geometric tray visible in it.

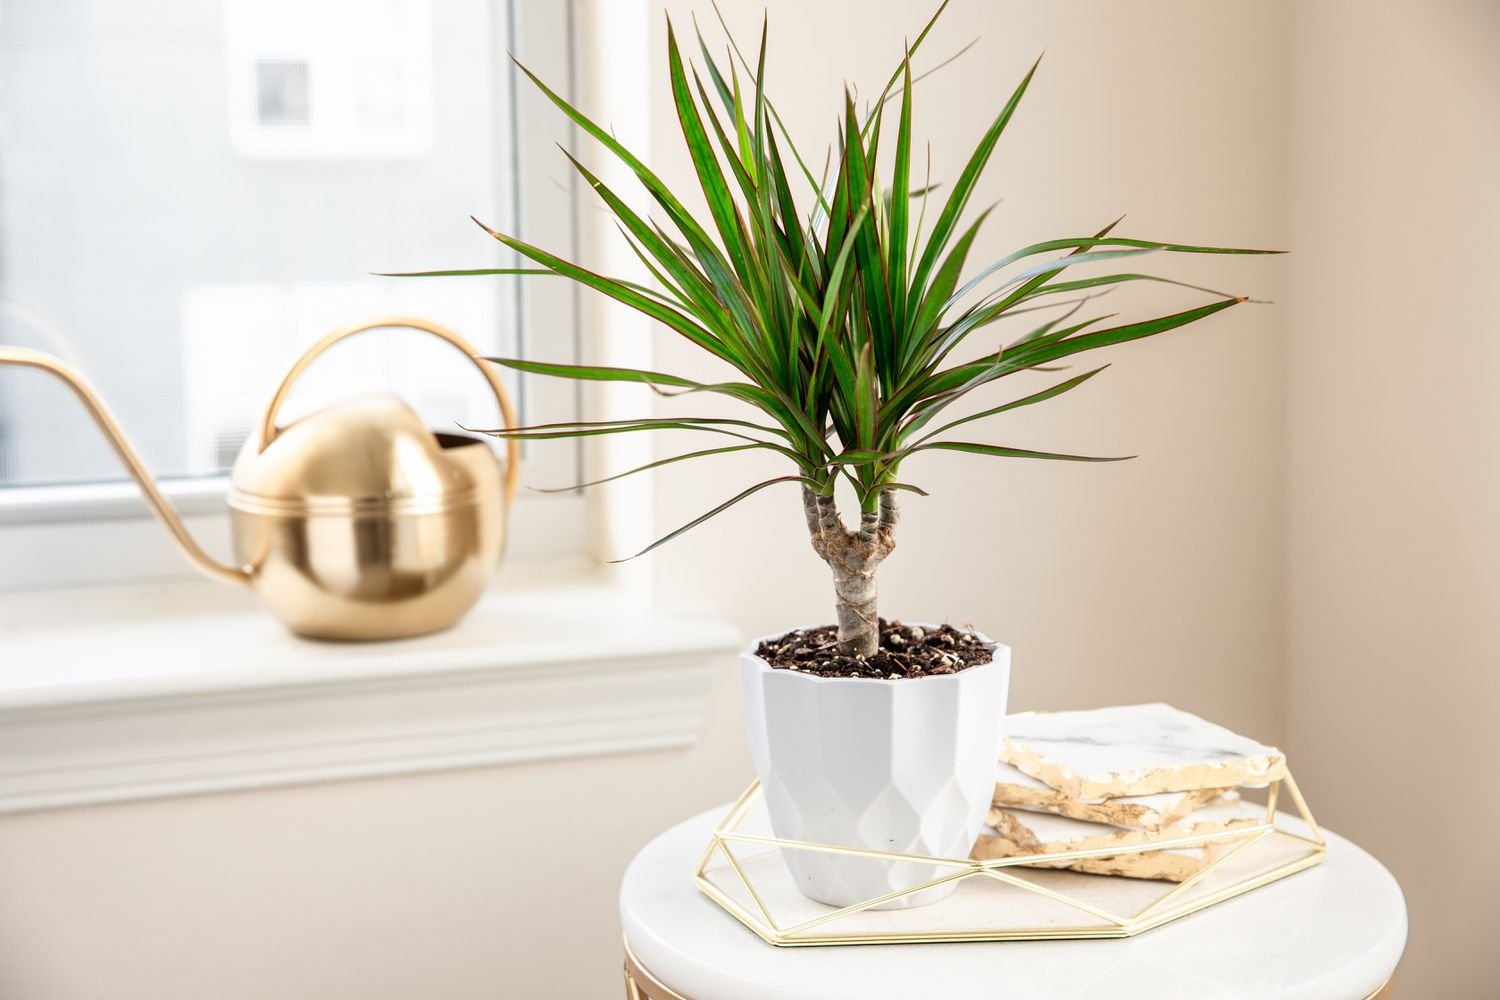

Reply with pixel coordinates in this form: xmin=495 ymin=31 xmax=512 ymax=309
xmin=695 ymin=772 xmax=1324 ymax=947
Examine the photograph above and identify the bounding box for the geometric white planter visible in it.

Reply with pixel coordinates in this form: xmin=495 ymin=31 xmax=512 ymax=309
xmin=740 ymin=627 xmax=1011 ymax=909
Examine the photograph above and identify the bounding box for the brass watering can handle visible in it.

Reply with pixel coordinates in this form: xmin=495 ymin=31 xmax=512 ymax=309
xmin=259 ymin=317 xmax=521 ymax=507
xmin=0 ymin=346 xmax=250 ymax=585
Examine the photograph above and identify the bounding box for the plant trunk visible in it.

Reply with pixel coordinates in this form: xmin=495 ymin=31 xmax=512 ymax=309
xmin=803 ymin=487 xmax=899 ymax=658
xmin=831 ymin=563 xmax=880 ymax=657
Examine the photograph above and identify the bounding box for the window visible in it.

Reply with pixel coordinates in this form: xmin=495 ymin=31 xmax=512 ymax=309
xmin=0 ymin=0 xmax=587 ymax=589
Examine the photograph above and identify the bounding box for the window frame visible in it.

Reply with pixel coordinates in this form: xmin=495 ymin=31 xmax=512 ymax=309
xmin=0 ymin=0 xmax=598 ymax=592
xmin=0 ymin=3 xmax=705 ymax=812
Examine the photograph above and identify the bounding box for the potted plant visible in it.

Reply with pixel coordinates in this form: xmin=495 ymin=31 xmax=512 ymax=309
xmin=410 ymin=4 xmax=1274 ymax=908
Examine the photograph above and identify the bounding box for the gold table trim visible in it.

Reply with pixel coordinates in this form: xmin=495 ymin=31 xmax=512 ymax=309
xmin=623 ymin=946 xmax=1393 ymax=1000
xmin=623 ymin=937 xmax=691 ymax=1000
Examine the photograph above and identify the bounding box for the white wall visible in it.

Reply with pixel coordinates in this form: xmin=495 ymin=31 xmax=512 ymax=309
xmin=1283 ymin=1 xmax=1500 ymax=994
xmin=3 ymin=1 xmax=1492 ymax=997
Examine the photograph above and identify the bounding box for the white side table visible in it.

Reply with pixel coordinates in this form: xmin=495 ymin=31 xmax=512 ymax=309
xmin=620 ymin=806 xmax=1406 ymax=1000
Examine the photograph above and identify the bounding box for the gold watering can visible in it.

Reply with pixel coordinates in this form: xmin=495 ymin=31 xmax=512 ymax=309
xmin=0 ymin=317 xmax=520 ymax=640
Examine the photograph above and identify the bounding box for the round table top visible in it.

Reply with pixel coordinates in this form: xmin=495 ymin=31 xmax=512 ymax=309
xmin=620 ymin=806 xmax=1406 ymax=1000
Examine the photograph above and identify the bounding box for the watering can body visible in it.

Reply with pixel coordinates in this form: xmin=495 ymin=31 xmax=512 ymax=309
xmin=228 ymin=394 xmax=509 ymax=640
xmin=0 ymin=317 xmax=519 ymax=640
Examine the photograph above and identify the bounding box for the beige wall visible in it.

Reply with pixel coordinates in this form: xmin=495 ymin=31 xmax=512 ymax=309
xmin=0 ymin=1 xmax=1490 ymax=997
xmin=1282 ymin=1 xmax=1500 ymax=995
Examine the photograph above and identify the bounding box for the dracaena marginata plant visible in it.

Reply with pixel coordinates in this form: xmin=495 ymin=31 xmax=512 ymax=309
xmin=402 ymin=3 xmax=1276 ymax=659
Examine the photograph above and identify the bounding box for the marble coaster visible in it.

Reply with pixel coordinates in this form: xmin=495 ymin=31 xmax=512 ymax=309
xmin=1000 ymin=703 xmax=1286 ymax=799
xmin=973 ymin=795 xmax=1264 ymax=882
xmin=993 ymin=761 xmax=1225 ymax=832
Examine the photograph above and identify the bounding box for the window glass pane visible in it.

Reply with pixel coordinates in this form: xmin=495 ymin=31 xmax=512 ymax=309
xmin=0 ymin=0 xmax=554 ymax=489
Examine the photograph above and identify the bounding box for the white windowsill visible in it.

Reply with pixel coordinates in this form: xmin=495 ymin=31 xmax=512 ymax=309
xmin=0 ymin=573 xmax=740 ymax=815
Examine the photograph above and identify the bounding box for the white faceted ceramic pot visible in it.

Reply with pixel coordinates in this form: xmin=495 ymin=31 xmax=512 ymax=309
xmin=740 ymin=626 xmax=1011 ymax=909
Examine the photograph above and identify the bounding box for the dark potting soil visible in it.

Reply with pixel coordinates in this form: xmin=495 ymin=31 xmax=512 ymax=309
xmin=756 ymin=619 xmax=994 ymax=679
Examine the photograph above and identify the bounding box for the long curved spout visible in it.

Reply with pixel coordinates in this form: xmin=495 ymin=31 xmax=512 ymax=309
xmin=0 ymin=346 xmax=251 ymax=586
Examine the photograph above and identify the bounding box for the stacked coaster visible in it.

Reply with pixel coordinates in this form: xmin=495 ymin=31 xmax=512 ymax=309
xmin=974 ymin=703 xmax=1287 ymax=882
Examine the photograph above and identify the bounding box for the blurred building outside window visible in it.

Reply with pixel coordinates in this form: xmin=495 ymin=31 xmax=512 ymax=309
xmin=0 ymin=0 xmax=586 ymax=583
